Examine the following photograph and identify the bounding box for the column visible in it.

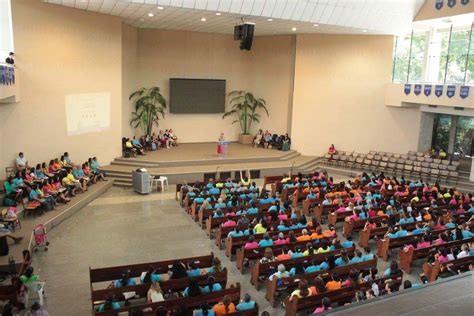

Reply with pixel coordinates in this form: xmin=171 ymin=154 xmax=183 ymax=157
xmin=417 ymin=112 xmax=435 ymax=153
xmin=447 ymin=116 xmax=458 ymax=154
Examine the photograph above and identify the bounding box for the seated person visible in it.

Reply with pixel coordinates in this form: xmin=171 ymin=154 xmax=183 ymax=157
xmin=113 ymin=270 xmax=136 ymax=288
xmin=328 ymin=144 xmax=337 ymax=157
xmin=254 ymin=129 xmax=263 ymax=147
xmin=213 ymin=295 xmax=236 ymax=315
xmin=97 ymin=294 xmax=121 ymax=311
xmin=15 ymin=152 xmax=28 ymax=170
xmin=236 ymin=293 xmax=256 ymax=311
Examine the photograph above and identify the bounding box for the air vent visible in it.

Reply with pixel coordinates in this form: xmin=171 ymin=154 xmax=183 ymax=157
xmin=428 ymin=105 xmax=437 ymax=108
xmin=454 ymin=107 xmax=464 ymax=111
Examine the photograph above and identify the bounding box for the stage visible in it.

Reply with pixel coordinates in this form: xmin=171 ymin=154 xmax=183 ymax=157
xmin=102 ymin=142 xmax=320 ymax=187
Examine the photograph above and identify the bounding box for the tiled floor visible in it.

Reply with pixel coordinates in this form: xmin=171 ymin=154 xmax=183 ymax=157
xmin=31 ymin=176 xmax=421 ymax=315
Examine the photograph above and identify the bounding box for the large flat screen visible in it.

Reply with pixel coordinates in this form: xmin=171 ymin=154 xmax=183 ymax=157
xmin=170 ymin=78 xmax=226 ymax=113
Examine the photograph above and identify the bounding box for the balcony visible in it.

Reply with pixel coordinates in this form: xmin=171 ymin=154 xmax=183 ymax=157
xmin=0 ymin=63 xmax=19 ymax=103
xmin=385 ymin=83 xmax=473 ymax=109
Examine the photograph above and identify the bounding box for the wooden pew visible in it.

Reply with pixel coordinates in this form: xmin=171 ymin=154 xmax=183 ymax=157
xmin=283 ymin=273 xmax=402 ymax=316
xmin=224 ymin=227 xmax=306 ymax=258
xmin=265 ymin=258 xmax=378 ymax=307
xmin=89 ymin=253 xmax=215 ymax=287
xmin=314 ymin=204 xmax=338 ymax=223
xmin=91 ymin=269 xmax=228 ymax=307
xmin=399 ymin=237 xmax=474 ymax=273
xmin=342 ymin=215 xmax=391 ymax=238
xmin=422 ymin=256 xmax=474 ymax=282
xmin=302 ymin=197 xmax=321 ymax=216
xmin=94 ymin=283 xmax=242 ymax=316
xmin=249 ymin=246 xmax=355 ymax=290
xmin=235 ymin=236 xmax=337 ymax=274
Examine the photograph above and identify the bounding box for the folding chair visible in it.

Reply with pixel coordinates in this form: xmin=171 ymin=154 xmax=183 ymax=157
xmin=439 ymin=170 xmax=449 ymax=184
xmin=404 ymin=164 xmax=414 ymax=177
xmin=393 ymin=153 xmax=401 ymax=159
xmin=424 ymin=157 xmax=433 ymax=163
xmin=433 ymin=159 xmax=442 ymax=164
xmin=451 ymin=161 xmax=460 ymax=168
xmin=430 ymin=169 xmax=440 ymax=182
xmin=408 ymin=151 xmax=417 ymax=156
xmin=441 ymin=160 xmax=450 ymax=166
xmin=400 ymin=154 xmax=408 ymax=160
xmin=449 ymin=171 xmax=459 ymax=184
xmin=408 ymin=156 xmax=417 ymax=161
xmin=447 ymin=165 xmax=457 ymax=172
xmin=416 ymin=152 xmax=424 ymax=157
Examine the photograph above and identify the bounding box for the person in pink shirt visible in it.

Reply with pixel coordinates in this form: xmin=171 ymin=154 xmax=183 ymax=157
xmin=312 ymin=297 xmax=332 ymax=314
xmin=416 ymin=235 xmax=431 ymax=249
xmin=367 ymin=207 xmax=376 ymax=218
xmin=336 ymin=204 xmax=346 ymax=213
xmin=244 ymin=236 xmax=258 ymax=249
xmin=222 ymin=216 xmax=236 ymax=227
xmin=278 ymin=210 xmax=288 ymax=221
xmin=436 ymin=248 xmax=449 ymax=264
xmin=274 ymin=233 xmax=288 ymax=246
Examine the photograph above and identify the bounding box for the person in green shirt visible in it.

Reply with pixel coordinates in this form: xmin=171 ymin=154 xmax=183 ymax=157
xmin=20 ymin=267 xmax=46 ymax=306
xmin=3 ymin=176 xmax=22 ymax=201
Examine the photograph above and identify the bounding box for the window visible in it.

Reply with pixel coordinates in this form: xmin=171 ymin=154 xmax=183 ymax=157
xmin=408 ymin=33 xmax=428 ymax=82
xmin=392 ymin=35 xmax=411 ymax=82
xmin=446 ymin=28 xmax=471 ymax=84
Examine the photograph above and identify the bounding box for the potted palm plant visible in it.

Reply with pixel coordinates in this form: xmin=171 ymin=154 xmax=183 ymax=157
xmin=222 ymin=90 xmax=269 ymax=144
xmin=129 ymin=87 xmax=167 ymax=135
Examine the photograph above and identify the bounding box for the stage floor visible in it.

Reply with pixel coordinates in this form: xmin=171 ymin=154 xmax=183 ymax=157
xmin=121 ymin=142 xmax=297 ymax=163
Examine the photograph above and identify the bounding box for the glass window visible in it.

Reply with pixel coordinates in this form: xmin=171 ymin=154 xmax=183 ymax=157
xmin=455 ymin=116 xmax=474 ymax=157
xmin=408 ymin=33 xmax=428 ymax=82
xmin=432 ymin=114 xmax=452 ymax=152
xmin=392 ymin=35 xmax=411 ymax=82
xmin=446 ymin=28 xmax=471 ymax=84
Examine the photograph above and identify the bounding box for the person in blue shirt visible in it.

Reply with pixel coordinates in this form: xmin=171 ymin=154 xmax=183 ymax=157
xmin=187 ymin=262 xmax=201 ymax=277
xmin=403 ymin=280 xmax=422 ymax=289
xmin=236 ymin=293 xmax=256 ymax=311
xmin=444 ymin=219 xmax=456 ymax=229
xmin=200 ymin=276 xmax=222 ymax=293
xmin=362 ymin=247 xmax=374 ymax=261
xmin=397 ymin=229 xmax=408 ymax=237
xmin=194 ymin=196 xmax=205 ymax=204
xmin=194 ymin=302 xmax=215 ymax=316
xmin=235 ymin=207 xmax=247 ymax=216
xmin=341 ymin=236 xmax=354 ymax=248
xmin=411 ymin=223 xmax=424 ymax=235
xmin=385 ymin=227 xmax=398 ymax=239
xmin=213 ymin=210 xmax=224 ymax=218
xmin=214 ymin=199 xmax=226 ymax=209
xmin=258 ymin=233 xmax=274 ymax=247
xmin=114 ymin=270 xmax=136 ymax=288
xmin=141 ymin=267 xmax=161 ymax=284
xmin=304 ymin=259 xmax=321 ymax=273
xmin=277 ymin=221 xmax=289 ymax=231
xmin=97 ymin=295 xmax=121 ymax=312
xmin=209 ymin=187 xmax=219 ymax=194
xmin=206 ymin=181 xmax=215 ymax=189
xmin=291 ymin=247 xmax=304 ymax=259
xmin=384 ymin=260 xmax=401 ymax=276
xmin=228 ymin=227 xmax=244 ymax=238
xmin=288 ymin=262 xmax=305 ymax=276
xmin=183 ymin=278 xmax=202 ymax=297
xmin=246 ymin=204 xmax=258 ymax=215
xmin=350 ymin=249 xmax=364 ymax=264
xmin=461 ymin=225 xmax=473 ymax=239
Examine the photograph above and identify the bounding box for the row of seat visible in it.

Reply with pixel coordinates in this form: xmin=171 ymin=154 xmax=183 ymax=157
xmin=323 ymin=153 xmax=459 ymax=184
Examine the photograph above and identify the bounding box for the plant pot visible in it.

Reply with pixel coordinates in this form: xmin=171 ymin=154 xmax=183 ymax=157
xmin=239 ymin=134 xmax=254 ymax=145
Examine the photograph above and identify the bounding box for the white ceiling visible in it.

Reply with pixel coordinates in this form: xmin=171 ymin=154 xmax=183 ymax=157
xmin=43 ymin=0 xmax=426 ymax=36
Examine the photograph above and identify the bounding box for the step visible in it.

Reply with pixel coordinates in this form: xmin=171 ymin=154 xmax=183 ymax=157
xmin=279 ymin=151 xmax=301 ymax=161
xmin=114 ymin=180 xmax=132 ymax=187
xmin=111 ymin=160 xmax=160 ymax=167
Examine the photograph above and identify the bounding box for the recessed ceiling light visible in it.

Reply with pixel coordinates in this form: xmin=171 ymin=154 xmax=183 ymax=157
xmin=148 ymin=13 xmax=154 ymax=17
xmin=201 ymin=17 xmax=207 ymax=22
xmin=362 ymin=29 xmax=367 ymax=32
xmin=157 ymin=6 xmax=164 ymax=10
xmin=313 ymin=24 xmax=319 ymax=27
xmin=216 ymin=12 xmax=221 ymax=16
xmin=292 ymin=27 xmax=297 ymax=31
xmin=267 ymin=18 xmax=273 ymax=21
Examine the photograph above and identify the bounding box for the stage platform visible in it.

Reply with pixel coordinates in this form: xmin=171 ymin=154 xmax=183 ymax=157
xmin=102 ymin=142 xmax=321 ymax=187
xmin=0 ymin=181 xmax=113 ymax=267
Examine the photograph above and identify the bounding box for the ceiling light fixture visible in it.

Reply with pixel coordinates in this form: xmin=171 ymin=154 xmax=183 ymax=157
xmin=362 ymin=29 xmax=367 ymax=32
xmin=292 ymin=27 xmax=297 ymax=31
xmin=267 ymin=18 xmax=273 ymax=21
xmin=216 ymin=12 xmax=221 ymax=16
xmin=148 ymin=13 xmax=154 ymax=17
xmin=157 ymin=6 xmax=164 ymax=10
xmin=201 ymin=17 xmax=207 ymax=22
xmin=313 ymin=23 xmax=319 ymax=27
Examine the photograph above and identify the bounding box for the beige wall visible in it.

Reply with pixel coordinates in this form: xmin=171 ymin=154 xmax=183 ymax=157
xmin=0 ymin=0 xmax=123 ymax=178
xmin=134 ymin=29 xmax=295 ymax=142
xmin=415 ymin=0 xmax=474 ymax=21
xmin=122 ymin=23 xmax=138 ymax=137
xmin=291 ymin=34 xmax=422 ymax=156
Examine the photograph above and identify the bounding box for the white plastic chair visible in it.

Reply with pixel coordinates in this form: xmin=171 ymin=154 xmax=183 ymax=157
xmin=24 ymin=282 xmax=45 ymax=306
xmin=150 ymin=176 xmax=168 ymax=192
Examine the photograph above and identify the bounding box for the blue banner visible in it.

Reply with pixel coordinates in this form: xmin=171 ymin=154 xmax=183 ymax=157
xmin=448 ymin=0 xmax=456 ymax=7
xmin=435 ymin=85 xmax=443 ymax=97
xmin=461 ymin=0 xmax=469 ymax=5
xmin=414 ymin=84 xmax=422 ymax=95
xmin=460 ymin=86 xmax=469 ymax=99
xmin=447 ymin=85 xmax=456 ymax=98
xmin=424 ymin=85 xmax=432 ymax=96
xmin=436 ymin=0 xmax=444 ymax=9
xmin=0 ymin=65 xmax=4 ymax=85
xmin=404 ymin=84 xmax=411 ymax=95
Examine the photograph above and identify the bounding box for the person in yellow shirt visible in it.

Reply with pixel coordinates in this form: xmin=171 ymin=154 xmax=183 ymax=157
xmin=65 ymin=172 xmax=85 ymax=193
xmin=317 ymin=241 xmax=331 ymax=254
xmin=253 ymin=219 xmax=268 ymax=234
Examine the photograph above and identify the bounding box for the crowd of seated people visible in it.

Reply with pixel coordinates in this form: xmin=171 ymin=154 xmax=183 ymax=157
xmin=3 ymin=152 xmax=107 ymax=212
xmin=96 ymin=257 xmax=257 ymax=315
xmin=122 ymin=130 xmax=179 ymax=157
xmin=253 ymin=129 xmax=291 ymax=151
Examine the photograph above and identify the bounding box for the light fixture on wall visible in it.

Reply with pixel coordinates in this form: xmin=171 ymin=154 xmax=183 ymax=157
xmin=313 ymin=24 xmax=319 ymax=27
xmin=201 ymin=17 xmax=207 ymax=22
xmin=292 ymin=27 xmax=297 ymax=31
xmin=362 ymin=29 xmax=367 ymax=32
xmin=148 ymin=13 xmax=154 ymax=17
xmin=267 ymin=18 xmax=273 ymax=21
xmin=157 ymin=6 xmax=164 ymax=10
xmin=216 ymin=12 xmax=222 ymax=16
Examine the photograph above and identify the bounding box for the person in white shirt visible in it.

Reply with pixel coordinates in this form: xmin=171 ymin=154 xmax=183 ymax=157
xmin=456 ymin=244 xmax=470 ymax=259
xmin=15 ymin=152 xmax=28 ymax=170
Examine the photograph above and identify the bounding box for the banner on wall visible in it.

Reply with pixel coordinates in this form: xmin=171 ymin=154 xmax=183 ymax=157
xmin=447 ymin=85 xmax=456 ymax=98
xmin=435 ymin=85 xmax=444 ymax=97
xmin=436 ymin=0 xmax=444 ymax=9
xmin=460 ymin=86 xmax=469 ymax=99
xmin=424 ymin=85 xmax=432 ymax=96
xmin=414 ymin=84 xmax=422 ymax=95
xmin=404 ymin=84 xmax=411 ymax=95
xmin=448 ymin=0 xmax=456 ymax=7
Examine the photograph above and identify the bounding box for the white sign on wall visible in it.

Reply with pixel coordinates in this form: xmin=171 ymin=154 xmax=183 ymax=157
xmin=65 ymin=92 xmax=111 ymax=136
